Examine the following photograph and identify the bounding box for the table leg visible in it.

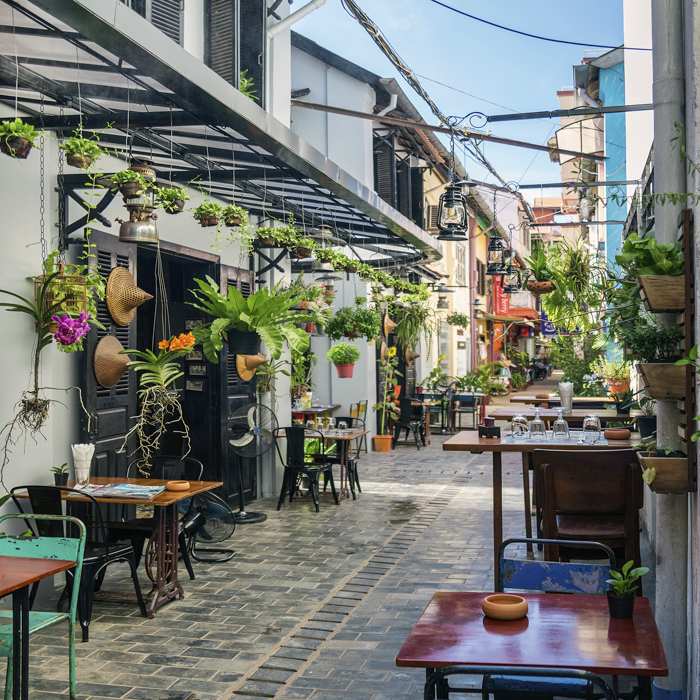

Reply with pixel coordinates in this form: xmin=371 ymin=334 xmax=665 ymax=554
xmin=147 ymin=504 xmax=185 ymax=618
xmin=638 ymin=676 xmax=652 ymax=700
xmin=521 ymin=453 xmax=533 ymax=557
xmin=12 ymin=585 xmax=29 ymax=700
xmin=340 ymin=441 xmax=349 ymax=499
xmin=493 ymin=452 xmax=502 ymax=587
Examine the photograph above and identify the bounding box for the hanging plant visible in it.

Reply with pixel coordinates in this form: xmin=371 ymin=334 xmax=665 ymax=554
xmin=0 ymin=118 xmax=40 ymax=159
xmin=356 ymin=263 xmax=373 ymax=280
xmin=295 ymin=237 xmax=317 ymax=259
xmin=389 ymin=295 xmax=441 ymax=354
xmin=325 ymin=298 xmax=381 ymax=342
xmin=192 ymin=201 xmax=223 ymax=227
xmin=222 ymin=204 xmax=249 ymax=227
xmin=59 ymin=127 xmax=104 ymax=170
xmin=110 ymin=170 xmax=154 ymax=199
xmin=445 ymin=311 xmax=470 ymax=329
xmin=256 ymin=227 xmax=280 ymax=247
xmin=157 ymin=187 xmax=189 ymax=214
xmin=314 ymin=248 xmax=337 ymax=264
xmin=120 ymin=333 xmax=196 ymax=474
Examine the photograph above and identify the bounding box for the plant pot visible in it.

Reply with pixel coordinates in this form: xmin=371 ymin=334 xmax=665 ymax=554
xmin=636 ymin=416 xmax=657 ymax=439
xmin=229 ymin=330 xmax=261 ymax=355
xmin=526 ymin=280 xmax=555 ymax=294
xmin=291 ymin=385 xmax=308 ymax=399
xmin=334 ymin=362 xmax=355 ymax=379
xmin=373 ymin=434 xmax=393 ymax=452
xmin=638 ymin=275 xmax=685 ymax=313
xmin=345 ymin=266 xmax=358 ymax=274
xmin=0 ymin=135 xmax=32 ymax=159
xmin=607 ymin=592 xmax=635 ymax=619
xmin=257 ymin=236 xmax=277 ymax=247
xmin=637 ymin=363 xmax=685 ymax=400
xmin=615 ymin=405 xmax=631 ymax=415
xmin=416 ymin=386 xmax=423 ymax=394
xmin=119 ymin=182 xmax=142 ymax=199
xmin=637 ymin=451 xmax=689 ymax=493
xmin=66 ymin=154 xmax=93 ymax=169
xmin=344 ymin=325 xmax=359 ymax=339
xmin=305 ymin=322 xmax=315 ymax=334
xmin=605 ymin=378 xmax=631 ymax=395
xmin=199 ymin=215 xmax=219 ymax=227
xmin=296 ymin=247 xmax=313 ymax=258
xmin=165 ymin=199 xmax=185 ymax=214
xmin=359 ymin=272 xmax=371 ymax=280
xmin=53 ymin=473 xmax=69 ymax=486
xmin=224 ymin=215 xmax=242 ymax=226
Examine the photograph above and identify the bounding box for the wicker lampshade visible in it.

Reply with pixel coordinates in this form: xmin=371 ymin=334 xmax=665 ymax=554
xmin=94 ymin=335 xmax=129 ymax=388
xmin=106 ymin=267 xmax=153 ymax=327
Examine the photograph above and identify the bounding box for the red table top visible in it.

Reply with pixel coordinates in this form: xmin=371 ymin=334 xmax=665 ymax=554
xmin=396 ymin=592 xmax=668 ymax=677
xmin=0 ymin=555 xmax=75 ymax=596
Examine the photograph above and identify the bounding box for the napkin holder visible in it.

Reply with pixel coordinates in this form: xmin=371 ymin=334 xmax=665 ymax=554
xmin=479 ymin=426 xmax=501 ymax=438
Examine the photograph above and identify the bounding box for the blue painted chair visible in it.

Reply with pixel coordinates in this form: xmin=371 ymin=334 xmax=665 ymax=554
xmin=0 ymin=513 xmax=86 ymax=700
xmin=424 ymin=665 xmax=616 ymax=700
xmin=450 ymin=393 xmax=477 ymax=430
xmin=422 ymin=393 xmax=446 ymax=432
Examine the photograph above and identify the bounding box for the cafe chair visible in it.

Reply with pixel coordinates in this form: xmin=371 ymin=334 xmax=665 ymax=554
xmin=424 ymin=665 xmax=616 ymax=700
xmin=0 ymin=514 xmax=86 ymax=700
xmin=318 ymin=416 xmax=362 ymax=500
xmin=392 ymin=398 xmax=425 ymax=450
xmin=422 ymin=392 xmax=446 ymax=432
xmin=357 ymin=400 xmax=369 ymax=453
xmin=535 ymin=449 xmax=643 ymax=589
xmin=274 ymin=427 xmax=339 ymax=512
xmin=11 ymin=485 xmax=148 ymax=642
xmin=450 ymin=392 xmax=477 ymax=430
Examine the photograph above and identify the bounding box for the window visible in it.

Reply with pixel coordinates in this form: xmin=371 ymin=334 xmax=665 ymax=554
xmin=439 ymin=324 xmax=449 ymax=374
xmin=477 ymin=260 xmax=486 ymax=296
xmin=121 ymin=0 xmax=182 ymax=44
xmin=455 ymin=244 xmax=466 ymax=286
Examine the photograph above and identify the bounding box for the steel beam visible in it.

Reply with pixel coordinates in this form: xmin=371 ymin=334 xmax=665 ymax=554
xmin=486 ymin=103 xmax=653 ymax=122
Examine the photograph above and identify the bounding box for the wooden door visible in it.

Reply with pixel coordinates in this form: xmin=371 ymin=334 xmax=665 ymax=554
xmin=82 ymin=230 xmax=137 ymax=478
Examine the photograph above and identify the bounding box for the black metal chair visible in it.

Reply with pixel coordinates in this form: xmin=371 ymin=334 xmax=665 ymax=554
xmin=392 ymin=398 xmax=424 ymax=450
xmin=424 ymin=666 xmax=616 ymax=700
xmin=11 ymin=485 xmax=147 ymax=642
xmin=275 ymin=427 xmax=339 ymax=512
xmin=320 ymin=416 xmax=362 ymax=499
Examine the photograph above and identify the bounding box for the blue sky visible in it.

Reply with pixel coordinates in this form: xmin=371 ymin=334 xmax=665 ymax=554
xmin=296 ymin=0 xmax=627 ymax=198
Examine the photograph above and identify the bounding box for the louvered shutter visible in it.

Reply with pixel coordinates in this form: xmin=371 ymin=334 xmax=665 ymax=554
xmin=208 ymin=0 xmax=238 ymax=85
xmin=149 ymin=0 xmax=182 ymax=44
xmin=425 ymin=204 xmax=440 ymax=232
xmin=397 ymin=162 xmax=411 ymax=219
xmin=239 ymin=0 xmax=266 ymax=106
xmin=374 ymin=137 xmax=396 ymax=207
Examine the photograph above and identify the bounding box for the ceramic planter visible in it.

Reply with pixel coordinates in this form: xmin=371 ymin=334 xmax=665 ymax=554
xmin=637 ymin=451 xmax=689 ymax=494
xmin=334 ymin=362 xmax=355 ymax=379
xmin=637 ymin=362 xmax=685 ymax=400
xmin=53 ymin=473 xmax=69 ymax=486
xmin=0 ymin=136 xmax=32 ymax=159
xmin=636 ymin=416 xmax=657 ymax=439
xmin=526 ymin=280 xmax=555 ymax=294
xmin=607 ymin=592 xmax=634 ymax=619
xmin=229 ymin=330 xmax=261 ymax=356
xmin=66 ymin=154 xmax=93 ymax=169
xmin=373 ymin=434 xmax=393 ymax=452
xmin=605 ymin=378 xmax=631 ymax=395
xmin=637 ymin=275 xmax=685 ymax=313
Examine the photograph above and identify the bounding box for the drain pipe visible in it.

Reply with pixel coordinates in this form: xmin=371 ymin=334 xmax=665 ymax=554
xmin=377 ymin=93 xmax=398 ymax=117
xmin=267 ymin=0 xmax=327 ymax=39
xmin=651 ymin=0 xmax=687 ymax=698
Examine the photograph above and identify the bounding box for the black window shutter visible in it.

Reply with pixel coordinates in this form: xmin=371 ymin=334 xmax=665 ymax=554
xmin=239 ymin=0 xmax=266 ymax=106
xmin=207 ymin=0 xmax=238 ymax=85
xmin=149 ymin=0 xmax=183 ymax=44
xmin=411 ymin=167 xmax=424 ymax=226
xmin=397 ymin=162 xmax=411 ymax=219
xmin=373 ymin=135 xmax=396 ymax=208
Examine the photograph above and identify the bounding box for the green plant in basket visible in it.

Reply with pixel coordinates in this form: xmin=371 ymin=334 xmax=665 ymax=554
xmin=156 ymin=187 xmax=189 ymax=213
xmin=326 ymin=343 xmax=361 ymax=365
xmin=606 ymin=560 xmax=649 ymax=597
xmin=192 ymin=200 xmax=223 ymax=222
xmin=59 ymin=127 xmax=104 ymax=168
xmin=325 ymin=298 xmax=381 ymax=342
xmin=0 ymin=118 xmax=40 ymax=158
xmin=109 ymin=169 xmax=153 ymax=193
xmin=445 ymin=311 xmax=470 ymax=329
xmin=615 ymin=232 xmax=683 ymax=276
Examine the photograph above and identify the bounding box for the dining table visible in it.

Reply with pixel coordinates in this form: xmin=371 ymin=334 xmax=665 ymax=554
xmin=0 ymin=555 xmax=76 ymax=700
xmin=489 ymin=407 xmax=639 ymax=429
xmin=511 ymin=394 xmax=615 ymax=408
xmin=396 ymin=591 xmax=667 ymax=700
xmin=443 ymin=432 xmax=641 ymax=572
xmin=291 ymin=404 xmax=341 ymax=421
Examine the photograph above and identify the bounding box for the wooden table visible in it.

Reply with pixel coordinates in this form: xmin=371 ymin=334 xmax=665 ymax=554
xmin=443 ymin=432 xmax=640 ymax=573
xmin=16 ymin=478 xmax=222 ymax=617
xmin=0 ymin=556 xmax=75 ymax=700
xmin=396 ymin=592 xmax=667 ymax=700
xmin=490 ymin=408 xmax=638 ymax=429
xmin=511 ymin=394 xmax=615 ymax=408
xmin=292 ymin=404 xmax=341 ymax=422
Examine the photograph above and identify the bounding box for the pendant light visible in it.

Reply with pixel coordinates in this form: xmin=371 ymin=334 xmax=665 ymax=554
xmin=486 ymin=235 xmax=506 ymax=275
xmin=437 ymin=294 xmax=449 ymax=310
xmin=501 ymin=263 xmax=522 ymax=294
xmin=437 ymin=183 xmax=468 ymax=236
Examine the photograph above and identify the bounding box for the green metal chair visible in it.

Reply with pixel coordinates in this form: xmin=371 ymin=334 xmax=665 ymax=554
xmin=0 ymin=513 xmax=86 ymax=700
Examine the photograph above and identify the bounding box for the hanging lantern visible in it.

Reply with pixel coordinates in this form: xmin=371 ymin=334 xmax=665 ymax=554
xmin=486 ymin=236 xmax=506 ymax=275
xmin=437 ymin=184 xmax=467 ymax=235
xmin=437 ymin=294 xmax=449 ymax=310
xmin=501 ymin=264 xmax=522 ymax=294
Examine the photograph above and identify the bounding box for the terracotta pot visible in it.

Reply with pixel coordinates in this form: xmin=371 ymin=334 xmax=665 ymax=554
xmin=606 ymin=378 xmax=631 ymax=395
xmin=0 ymin=136 xmax=32 ymax=159
xmin=373 ymin=434 xmax=393 ymax=452
xmin=66 ymin=154 xmax=93 ymax=169
xmin=526 ymin=280 xmax=555 ymax=294
xmin=416 ymin=386 xmax=423 ymax=394
xmin=607 ymin=592 xmax=634 ymax=619
xmin=165 ymin=198 xmax=185 ymax=214
xmin=482 ymin=594 xmax=528 ymax=621
xmin=305 ymin=322 xmax=315 ymax=334
xmin=199 ymin=215 xmax=219 ymax=227
xmin=334 ymin=362 xmax=355 ymax=379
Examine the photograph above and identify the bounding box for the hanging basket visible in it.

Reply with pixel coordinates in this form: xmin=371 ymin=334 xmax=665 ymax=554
xmin=345 ymin=265 xmax=358 ymax=274
xmin=66 ymin=154 xmax=93 ymax=170
xmin=164 ymin=199 xmax=185 ymax=214
xmin=526 ymin=280 xmax=555 ymax=294
xmin=199 ymin=215 xmax=219 ymax=228
xmin=35 ymin=264 xmax=88 ymax=330
xmin=296 ymin=247 xmax=313 ymax=259
xmin=224 ymin=214 xmax=242 ymax=226
xmin=0 ymin=136 xmax=32 ymax=159
xmin=637 ymin=275 xmax=685 ymax=313
xmin=119 ymin=182 xmax=143 ymax=199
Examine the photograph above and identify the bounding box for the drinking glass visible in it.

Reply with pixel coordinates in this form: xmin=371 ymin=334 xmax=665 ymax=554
xmin=511 ymin=415 xmax=529 ymax=439
xmin=583 ymin=414 xmax=602 ymax=442
xmin=338 ymin=421 xmax=347 ymax=432
xmin=551 ymin=408 xmax=570 ymax=441
xmin=306 ymin=420 xmax=315 ymax=432
xmin=327 ymin=418 xmax=336 ymax=433
xmin=529 ymin=407 xmax=547 ymax=441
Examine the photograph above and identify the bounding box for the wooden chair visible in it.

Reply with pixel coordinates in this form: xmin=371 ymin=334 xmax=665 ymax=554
xmin=534 ymin=449 xmax=643 ymax=587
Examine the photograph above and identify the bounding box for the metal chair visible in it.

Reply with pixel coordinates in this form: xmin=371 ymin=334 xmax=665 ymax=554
xmin=357 ymin=400 xmax=369 ymax=454
xmin=322 ymin=416 xmax=362 ymax=499
xmin=392 ymin=398 xmax=424 ymax=450
xmin=0 ymin=514 xmax=86 ymax=700
xmin=424 ymin=665 xmax=616 ymax=700
xmin=423 ymin=392 xmax=446 ymax=432
xmin=10 ymin=487 xmax=147 ymax=642
xmin=450 ymin=392 xmax=477 ymax=430
xmin=275 ymin=427 xmax=339 ymax=512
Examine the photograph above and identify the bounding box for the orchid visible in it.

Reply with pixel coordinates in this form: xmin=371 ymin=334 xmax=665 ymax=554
xmin=52 ymin=311 xmax=91 ymax=353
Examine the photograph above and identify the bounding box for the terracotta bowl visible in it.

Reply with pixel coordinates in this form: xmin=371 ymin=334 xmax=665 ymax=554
xmin=535 ymin=393 xmax=550 ymax=399
xmin=166 ymin=480 xmax=190 ymax=492
xmin=604 ymin=428 xmax=631 ymax=440
xmin=482 ymin=594 xmax=528 ymax=620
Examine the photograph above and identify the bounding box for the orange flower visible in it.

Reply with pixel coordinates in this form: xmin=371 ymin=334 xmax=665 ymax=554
xmin=158 ymin=340 xmax=169 ymax=350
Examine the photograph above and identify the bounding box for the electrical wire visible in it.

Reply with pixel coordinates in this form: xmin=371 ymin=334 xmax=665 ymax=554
xmin=427 ymin=1 xmax=651 ymax=51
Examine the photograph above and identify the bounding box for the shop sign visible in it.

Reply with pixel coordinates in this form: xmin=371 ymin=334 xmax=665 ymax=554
xmin=494 ymin=276 xmax=510 ymax=316
xmin=541 ymin=311 xmax=557 ymax=336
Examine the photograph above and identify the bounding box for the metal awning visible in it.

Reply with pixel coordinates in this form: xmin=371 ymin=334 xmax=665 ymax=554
xmin=0 ymin=0 xmax=443 ymax=265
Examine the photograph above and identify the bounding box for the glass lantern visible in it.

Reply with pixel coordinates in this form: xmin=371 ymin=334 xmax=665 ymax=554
xmin=437 ymin=184 xmax=467 ymax=234
xmin=500 ymin=264 xmax=522 ymax=294
xmin=486 ymin=236 xmax=507 ymax=275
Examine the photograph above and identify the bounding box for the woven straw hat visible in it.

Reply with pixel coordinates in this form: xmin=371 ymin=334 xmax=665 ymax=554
xmin=94 ymin=335 xmax=130 ymax=388
xmin=383 ymin=314 xmax=396 ymax=338
xmin=106 ymin=267 xmax=153 ymax=327
xmin=236 ymin=353 xmax=268 ymax=381
xmin=404 ymin=348 xmax=420 ymax=367
xmin=380 ymin=341 xmax=388 ymax=360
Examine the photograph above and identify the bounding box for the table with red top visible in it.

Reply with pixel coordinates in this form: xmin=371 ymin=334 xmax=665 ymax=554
xmin=0 ymin=556 xmax=76 ymax=700
xmin=396 ymin=591 xmax=667 ymax=700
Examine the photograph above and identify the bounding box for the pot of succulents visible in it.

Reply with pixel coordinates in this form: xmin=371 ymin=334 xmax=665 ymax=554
xmin=110 ymin=169 xmax=153 ymax=199
xmin=373 ymin=346 xmax=401 ymax=451
xmin=606 ymin=560 xmax=649 ymax=619
xmin=326 ymin=342 xmax=361 ymax=378
xmin=156 ymin=186 xmax=189 ymax=214
xmin=295 ymin=237 xmax=317 ymax=259
xmin=524 ymin=249 xmax=555 ymax=293
xmin=222 ymin=204 xmax=249 ymax=227
xmin=192 ymin=201 xmax=223 ymax=228
xmin=51 ymin=463 xmax=70 ymax=486
xmin=0 ymin=118 xmax=40 ymax=159
xmin=188 ymin=276 xmax=314 ymax=361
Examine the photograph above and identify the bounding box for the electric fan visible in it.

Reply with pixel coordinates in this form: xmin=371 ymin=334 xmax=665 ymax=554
xmin=228 ymin=402 xmax=278 ymax=524
xmin=181 ymin=491 xmax=237 ymax=562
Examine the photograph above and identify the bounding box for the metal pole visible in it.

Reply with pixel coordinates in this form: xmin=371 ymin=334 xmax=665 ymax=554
xmin=651 ymin=0 xmax=688 ymax=697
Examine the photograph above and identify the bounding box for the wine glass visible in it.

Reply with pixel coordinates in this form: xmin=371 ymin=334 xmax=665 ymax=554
xmin=529 ymin=407 xmax=547 ymax=441
xmin=583 ymin=414 xmax=602 ymax=442
xmin=327 ymin=418 xmax=336 ymax=433
xmin=511 ymin=415 xmax=529 ymax=439
xmin=306 ymin=419 xmax=315 ymax=432
xmin=338 ymin=421 xmax=347 ymax=433
xmin=551 ymin=408 xmax=570 ymax=441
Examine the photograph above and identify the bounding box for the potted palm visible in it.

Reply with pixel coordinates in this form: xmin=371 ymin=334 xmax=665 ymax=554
xmin=0 ymin=118 xmax=40 ymax=159
xmin=373 ymin=346 xmax=401 ymax=451
xmin=606 ymin=560 xmax=649 ymax=619
xmin=326 ymin=342 xmax=361 ymax=378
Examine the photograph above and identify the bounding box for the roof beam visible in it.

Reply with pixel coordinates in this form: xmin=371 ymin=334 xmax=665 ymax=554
xmin=486 ymin=104 xmax=653 ymax=123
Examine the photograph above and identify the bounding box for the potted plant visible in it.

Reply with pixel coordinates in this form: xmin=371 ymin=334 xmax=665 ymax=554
xmin=256 ymin=226 xmax=279 ymax=247
xmin=59 ymin=128 xmax=104 ymax=169
xmin=330 ymin=251 xmax=351 ymax=272
xmin=157 ymin=187 xmax=189 ymax=214
xmin=524 ymin=249 xmax=555 ymax=294
xmin=189 ymin=277 xmax=316 ymax=361
xmin=606 ymin=560 xmax=649 ymax=619
xmin=222 ymin=204 xmax=249 ymax=227
xmin=192 ymin=201 xmax=223 ymax=227
xmin=325 ymin=298 xmax=381 ymax=343
xmin=295 ymin=237 xmax=317 ymax=259
xmin=356 ymin=263 xmax=374 ymax=280
xmin=595 ymin=358 xmax=631 ymax=396
xmin=445 ymin=311 xmax=470 ymax=329
xmin=636 ymin=392 xmax=657 ymax=438
xmin=255 ymin=358 xmax=286 ymax=395
xmin=637 ymin=437 xmax=688 ymax=493
xmin=613 ymin=388 xmax=635 ymax=415
xmin=0 ymin=118 xmax=40 ymax=159
xmin=373 ymin=346 xmax=401 ymax=451
xmin=51 ymin=463 xmax=70 ymax=486
xmin=110 ymin=170 xmax=153 ymax=199
xmin=315 ymin=248 xmax=337 ymax=264
xmin=326 ymin=342 xmax=361 ymax=378
xmin=391 ymin=297 xmax=441 ymax=354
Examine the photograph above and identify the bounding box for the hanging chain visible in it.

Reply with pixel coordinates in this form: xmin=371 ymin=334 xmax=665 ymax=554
xmin=38 ymin=95 xmax=47 ymax=264
xmin=57 ymin=105 xmax=66 ymax=262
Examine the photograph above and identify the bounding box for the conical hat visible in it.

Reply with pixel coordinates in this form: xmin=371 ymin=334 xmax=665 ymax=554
xmin=236 ymin=353 xmax=268 ymax=381
xmin=94 ymin=335 xmax=129 ymax=388
xmin=380 ymin=341 xmax=388 ymax=360
xmin=383 ymin=314 xmax=396 ymax=337
xmin=404 ymin=348 xmax=420 ymax=366
xmin=106 ymin=267 xmax=153 ymax=327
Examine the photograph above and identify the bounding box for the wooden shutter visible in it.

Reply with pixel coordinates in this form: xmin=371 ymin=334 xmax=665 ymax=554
xmin=425 ymin=204 xmax=440 ymax=232
xmin=374 ymin=136 xmax=396 ymax=207
xmin=397 ymin=162 xmax=411 ymax=219
xmin=207 ymin=0 xmax=238 ymax=86
xmin=149 ymin=0 xmax=183 ymax=44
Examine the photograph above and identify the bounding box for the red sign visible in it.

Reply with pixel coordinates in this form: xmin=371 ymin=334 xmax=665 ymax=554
xmin=494 ymin=276 xmax=510 ymax=316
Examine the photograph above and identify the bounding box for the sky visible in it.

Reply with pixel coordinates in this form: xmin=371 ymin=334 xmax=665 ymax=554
xmin=294 ymin=0 xmax=627 ymax=201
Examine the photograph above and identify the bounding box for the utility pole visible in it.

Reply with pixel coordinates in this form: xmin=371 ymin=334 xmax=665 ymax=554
xmin=651 ymin=0 xmax=688 ymax=697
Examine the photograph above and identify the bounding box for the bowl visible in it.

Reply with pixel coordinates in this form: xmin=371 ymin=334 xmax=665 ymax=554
xmin=604 ymin=428 xmax=631 ymax=440
xmin=166 ymin=480 xmax=190 ymax=492
xmin=482 ymin=594 xmax=528 ymax=620
xmin=535 ymin=393 xmax=550 ymax=399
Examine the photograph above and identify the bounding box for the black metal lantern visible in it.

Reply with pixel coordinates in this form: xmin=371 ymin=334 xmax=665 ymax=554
xmin=437 ymin=184 xmax=468 ymax=234
xmin=501 ymin=264 xmax=522 ymax=294
xmin=486 ymin=235 xmax=507 ymax=275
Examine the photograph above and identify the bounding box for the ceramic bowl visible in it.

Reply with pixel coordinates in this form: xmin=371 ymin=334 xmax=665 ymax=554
xmin=166 ymin=480 xmax=190 ymax=492
xmin=604 ymin=428 xmax=631 ymax=440
xmin=482 ymin=594 xmax=528 ymax=620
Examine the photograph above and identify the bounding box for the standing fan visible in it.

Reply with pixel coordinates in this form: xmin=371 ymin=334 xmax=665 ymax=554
xmin=180 ymin=491 xmax=237 ymax=563
xmin=228 ymin=402 xmax=278 ymax=524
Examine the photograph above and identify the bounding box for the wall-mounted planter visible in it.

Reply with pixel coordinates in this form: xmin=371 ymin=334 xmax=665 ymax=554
xmin=637 ymin=275 xmax=685 ymax=313
xmin=526 ymin=280 xmax=555 ymax=294
xmin=637 ymin=362 xmax=686 ymax=400
xmin=637 ymin=451 xmax=689 ymax=494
